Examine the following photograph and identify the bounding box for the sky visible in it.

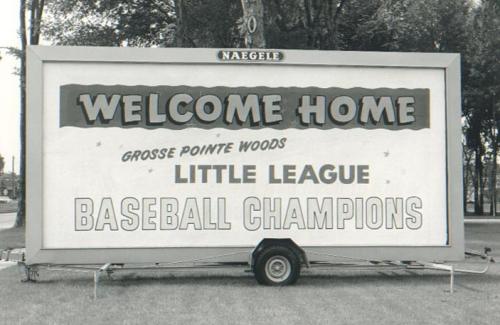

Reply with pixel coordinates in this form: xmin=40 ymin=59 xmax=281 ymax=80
xmin=0 ymin=1 xmax=20 ymax=173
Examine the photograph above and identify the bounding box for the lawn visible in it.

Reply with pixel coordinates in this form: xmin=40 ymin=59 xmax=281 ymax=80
xmin=0 ymin=226 xmax=25 ymax=250
xmin=1 ymin=262 xmax=499 ymax=324
xmin=1 ymin=224 xmax=500 ymax=324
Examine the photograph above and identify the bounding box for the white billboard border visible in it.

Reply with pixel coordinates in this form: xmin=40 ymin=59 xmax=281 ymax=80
xmin=26 ymin=46 xmax=463 ymax=264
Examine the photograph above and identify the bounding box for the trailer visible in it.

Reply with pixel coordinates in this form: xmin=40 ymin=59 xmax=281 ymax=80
xmin=25 ymin=46 xmax=467 ymax=289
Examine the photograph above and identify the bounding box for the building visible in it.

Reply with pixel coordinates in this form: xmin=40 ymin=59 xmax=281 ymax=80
xmin=0 ymin=172 xmax=18 ymax=199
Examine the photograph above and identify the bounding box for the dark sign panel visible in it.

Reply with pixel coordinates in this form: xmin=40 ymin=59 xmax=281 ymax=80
xmin=60 ymin=85 xmax=429 ymax=130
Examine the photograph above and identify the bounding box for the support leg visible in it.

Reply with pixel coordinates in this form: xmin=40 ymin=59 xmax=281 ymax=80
xmin=94 ymin=263 xmax=112 ymax=300
xmin=450 ymin=266 xmax=454 ymax=294
xmin=19 ymin=262 xmax=38 ymax=282
xmin=417 ymin=261 xmax=455 ymax=294
xmin=93 ymin=270 xmax=100 ymax=300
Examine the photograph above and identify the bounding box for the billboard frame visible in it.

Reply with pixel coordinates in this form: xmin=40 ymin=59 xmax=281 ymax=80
xmin=26 ymin=46 xmax=463 ymax=265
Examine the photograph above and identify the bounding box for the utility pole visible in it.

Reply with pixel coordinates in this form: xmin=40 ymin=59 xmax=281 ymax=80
xmin=240 ymin=0 xmax=265 ymax=48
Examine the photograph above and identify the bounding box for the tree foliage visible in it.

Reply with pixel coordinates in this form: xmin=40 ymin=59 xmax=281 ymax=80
xmin=43 ymin=0 xmax=176 ymax=46
xmin=462 ymin=0 xmax=500 ymax=214
xmin=19 ymin=0 xmax=499 ymax=216
xmin=0 ymin=154 xmax=5 ymax=175
xmin=43 ymin=0 xmax=243 ymax=47
xmin=174 ymin=0 xmax=242 ymax=47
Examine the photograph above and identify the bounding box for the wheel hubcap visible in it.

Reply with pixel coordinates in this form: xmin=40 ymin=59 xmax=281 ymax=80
xmin=265 ymin=256 xmax=291 ymax=283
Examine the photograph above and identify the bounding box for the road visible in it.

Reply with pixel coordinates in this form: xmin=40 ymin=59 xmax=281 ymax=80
xmin=0 ymin=261 xmax=15 ymax=270
xmin=0 ymin=212 xmax=15 ymax=230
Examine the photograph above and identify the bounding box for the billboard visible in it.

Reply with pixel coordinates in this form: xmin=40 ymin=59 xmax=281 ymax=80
xmin=26 ymin=47 xmax=463 ymax=264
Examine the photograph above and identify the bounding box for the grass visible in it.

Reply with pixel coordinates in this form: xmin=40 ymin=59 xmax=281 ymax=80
xmin=464 ymin=224 xmax=500 ymax=258
xmin=0 ymin=226 xmax=25 ymax=250
xmin=1 ymin=263 xmax=500 ymax=324
xmin=1 ymin=224 xmax=500 ymax=324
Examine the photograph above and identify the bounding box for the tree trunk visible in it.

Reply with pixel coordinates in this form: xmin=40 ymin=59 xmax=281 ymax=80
xmin=303 ymin=0 xmax=346 ymax=50
xmin=29 ymin=0 xmax=45 ymax=45
xmin=492 ymin=98 xmax=498 ymax=217
xmin=240 ymin=0 xmax=266 ymax=48
xmin=491 ymin=142 xmax=497 ymax=216
xmin=328 ymin=0 xmax=347 ymax=50
xmin=463 ymin=146 xmax=472 ymax=213
xmin=474 ymin=144 xmax=484 ymax=215
xmin=15 ymin=0 xmax=45 ymax=227
xmin=474 ymin=146 xmax=484 ymax=215
xmin=15 ymin=0 xmax=27 ymax=228
xmin=174 ymin=0 xmax=185 ymax=47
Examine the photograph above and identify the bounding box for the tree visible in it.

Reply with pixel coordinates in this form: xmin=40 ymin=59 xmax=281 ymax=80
xmin=261 ymin=0 xmax=348 ymax=50
xmin=30 ymin=0 xmax=500 ymax=216
xmin=43 ymin=0 xmax=243 ymax=48
xmin=43 ymin=0 xmax=176 ymax=46
xmin=0 ymin=154 xmax=5 ymax=175
xmin=15 ymin=0 xmax=46 ymax=227
xmin=335 ymin=0 xmax=394 ymax=51
xmin=382 ymin=0 xmax=470 ymax=53
xmin=463 ymin=0 xmax=500 ymax=215
xmin=240 ymin=0 xmax=265 ymax=48
xmin=172 ymin=0 xmax=242 ymax=47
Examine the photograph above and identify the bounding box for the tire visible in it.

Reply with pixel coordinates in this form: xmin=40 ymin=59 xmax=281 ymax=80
xmin=254 ymin=246 xmax=301 ymax=286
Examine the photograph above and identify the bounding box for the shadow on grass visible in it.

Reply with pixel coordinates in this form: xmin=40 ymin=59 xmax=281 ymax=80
xmin=28 ymin=267 xmax=500 ymax=292
xmin=34 ymin=270 xmax=257 ymax=288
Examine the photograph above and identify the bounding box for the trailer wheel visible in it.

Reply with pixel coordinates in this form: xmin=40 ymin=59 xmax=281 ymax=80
xmin=254 ymin=246 xmax=300 ymax=285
